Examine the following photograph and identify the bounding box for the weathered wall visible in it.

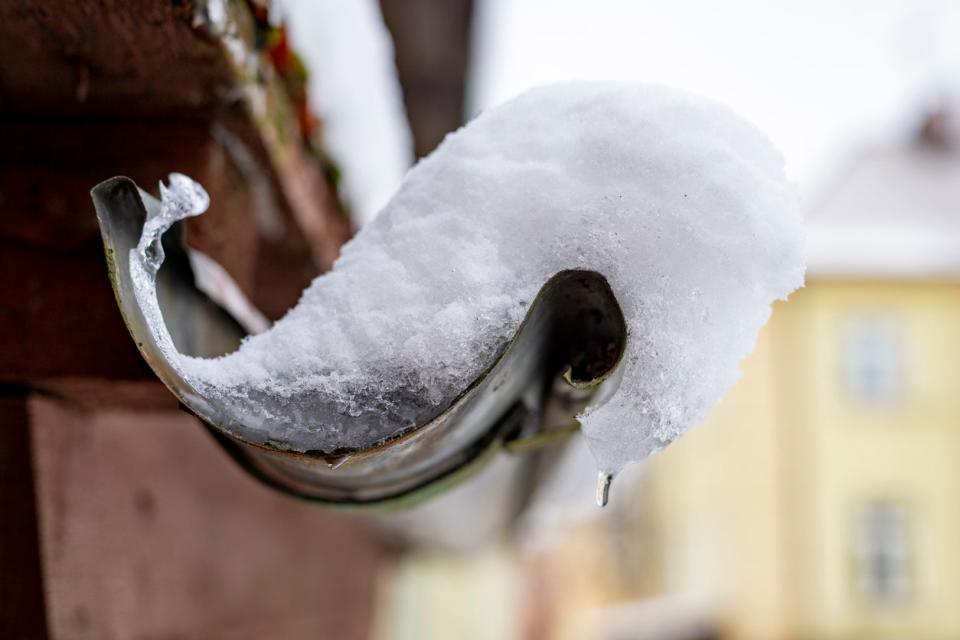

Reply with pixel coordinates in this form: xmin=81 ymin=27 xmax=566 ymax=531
xmin=31 ymin=396 xmax=386 ymax=640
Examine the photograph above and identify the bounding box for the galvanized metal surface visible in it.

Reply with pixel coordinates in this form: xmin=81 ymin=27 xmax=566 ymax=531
xmin=91 ymin=176 xmax=626 ymax=509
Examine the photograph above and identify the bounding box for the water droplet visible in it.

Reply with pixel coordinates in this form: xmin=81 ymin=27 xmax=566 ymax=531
xmin=323 ymin=454 xmax=351 ymax=470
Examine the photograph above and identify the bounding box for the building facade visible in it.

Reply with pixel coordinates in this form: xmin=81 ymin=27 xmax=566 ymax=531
xmin=536 ymin=112 xmax=960 ymax=640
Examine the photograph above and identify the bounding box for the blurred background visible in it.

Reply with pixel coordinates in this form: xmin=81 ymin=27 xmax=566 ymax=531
xmin=2 ymin=1 xmax=959 ymax=639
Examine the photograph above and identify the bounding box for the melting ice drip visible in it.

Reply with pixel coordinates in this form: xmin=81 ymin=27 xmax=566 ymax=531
xmin=138 ymin=174 xmax=211 ymax=275
xmin=129 ymin=82 xmax=806 ymax=488
xmin=129 ymin=174 xmax=211 ymax=379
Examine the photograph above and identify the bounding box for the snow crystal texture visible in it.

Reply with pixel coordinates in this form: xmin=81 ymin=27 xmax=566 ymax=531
xmin=154 ymin=83 xmax=804 ymax=472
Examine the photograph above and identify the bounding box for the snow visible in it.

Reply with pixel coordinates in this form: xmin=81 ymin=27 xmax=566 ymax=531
xmin=135 ymin=82 xmax=805 ymax=474
xmin=279 ymin=0 xmax=413 ymax=225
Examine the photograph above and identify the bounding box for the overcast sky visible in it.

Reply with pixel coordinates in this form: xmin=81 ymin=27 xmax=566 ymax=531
xmin=469 ymin=0 xmax=960 ymax=198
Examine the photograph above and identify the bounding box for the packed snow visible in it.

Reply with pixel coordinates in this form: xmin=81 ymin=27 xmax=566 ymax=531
xmin=135 ymin=83 xmax=805 ymax=474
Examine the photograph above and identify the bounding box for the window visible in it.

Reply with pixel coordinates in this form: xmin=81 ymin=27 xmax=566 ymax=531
xmin=841 ymin=314 xmax=903 ymax=406
xmin=853 ymin=502 xmax=912 ymax=605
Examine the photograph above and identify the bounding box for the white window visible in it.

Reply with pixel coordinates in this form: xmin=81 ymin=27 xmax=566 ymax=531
xmin=841 ymin=315 xmax=903 ymax=405
xmin=854 ymin=502 xmax=911 ymax=605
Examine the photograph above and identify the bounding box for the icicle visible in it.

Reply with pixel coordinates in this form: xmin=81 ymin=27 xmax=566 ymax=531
xmin=596 ymin=470 xmax=614 ymax=507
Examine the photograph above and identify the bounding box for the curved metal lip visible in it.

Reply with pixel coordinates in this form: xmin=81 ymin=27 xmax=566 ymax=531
xmin=91 ymin=176 xmax=628 ymax=508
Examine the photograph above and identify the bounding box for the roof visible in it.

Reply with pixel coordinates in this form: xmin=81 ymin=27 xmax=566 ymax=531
xmin=805 ymin=109 xmax=960 ymax=279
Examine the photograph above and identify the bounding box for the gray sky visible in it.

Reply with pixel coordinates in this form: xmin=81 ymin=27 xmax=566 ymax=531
xmin=470 ymin=0 xmax=960 ymax=197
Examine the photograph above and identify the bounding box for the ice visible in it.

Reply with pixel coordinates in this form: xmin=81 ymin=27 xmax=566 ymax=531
xmin=136 ymin=173 xmax=210 ymax=275
xmin=136 ymin=82 xmax=805 ymax=473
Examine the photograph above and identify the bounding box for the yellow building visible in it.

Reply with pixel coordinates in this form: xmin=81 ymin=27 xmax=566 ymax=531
xmin=562 ymin=113 xmax=960 ymax=640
